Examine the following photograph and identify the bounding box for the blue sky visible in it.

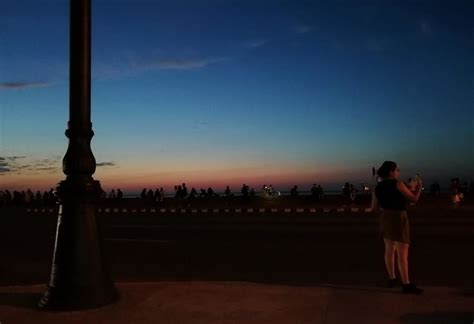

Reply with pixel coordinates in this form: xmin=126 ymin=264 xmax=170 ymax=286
xmin=1 ymin=0 xmax=473 ymax=191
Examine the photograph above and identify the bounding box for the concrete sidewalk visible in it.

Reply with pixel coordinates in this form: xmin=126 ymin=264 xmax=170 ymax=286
xmin=0 ymin=281 xmax=472 ymax=324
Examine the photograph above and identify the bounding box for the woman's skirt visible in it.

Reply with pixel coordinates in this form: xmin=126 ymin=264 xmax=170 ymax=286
xmin=379 ymin=209 xmax=410 ymax=244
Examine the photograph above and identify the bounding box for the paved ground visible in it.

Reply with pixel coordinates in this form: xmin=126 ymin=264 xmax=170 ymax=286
xmin=1 ymin=202 xmax=472 ymax=323
xmin=1 ymin=205 xmax=473 ymax=287
xmin=0 ymin=282 xmax=473 ymax=324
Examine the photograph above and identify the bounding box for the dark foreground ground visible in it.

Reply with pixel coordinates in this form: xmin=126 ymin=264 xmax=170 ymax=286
xmin=1 ymin=195 xmax=473 ymax=289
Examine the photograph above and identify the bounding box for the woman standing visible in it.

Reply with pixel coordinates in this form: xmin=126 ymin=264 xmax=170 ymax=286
xmin=372 ymin=161 xmax=423 ymax=294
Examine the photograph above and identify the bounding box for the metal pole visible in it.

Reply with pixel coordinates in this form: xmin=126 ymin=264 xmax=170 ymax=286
xmin=38 ymin=0 xmax=118 ymax=310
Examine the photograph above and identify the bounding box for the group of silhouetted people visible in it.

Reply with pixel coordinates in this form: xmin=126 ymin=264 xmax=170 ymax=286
xmin=138 ymin=188 xmax=164 ymax=204
xmin=2 ymin=179 xmax=472 ymax=209
xmin=0 ymin=189 xmax=56 ymax=207
xmin=105 ymin=188 xmax=124 ymax=201
xmin=341 ymin=183 xmax=372 ymax=204
xmin=0 ymin=183 xmax=338 ymax=207
xmin=450 ymin=178 xmax=473 ymax=208
xmin=310 ymin=184 xmax=324 ymax=200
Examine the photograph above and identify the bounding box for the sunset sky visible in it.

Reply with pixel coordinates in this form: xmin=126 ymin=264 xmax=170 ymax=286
xmin=1 ymin=0 xmax=473 ymax=193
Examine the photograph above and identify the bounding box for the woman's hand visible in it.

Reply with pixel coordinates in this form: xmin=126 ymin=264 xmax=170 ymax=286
xmin=416 ymin=179 xmax=423 ymax=190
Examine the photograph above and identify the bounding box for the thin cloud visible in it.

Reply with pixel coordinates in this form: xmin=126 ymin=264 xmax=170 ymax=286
xmin=244 ymin=40 xmax=268 ymax=49
xmin=0 ymin=159 xmax=13 ymax=174
xmin=0 ymin=155 xmax=60 ymax=175
xmin=294 ymin=25 xmax=313 ymax=34
xmin=146 ymin=57 xmax=226 ymax=70
xmin=35 ymin=166 xmax=58 ymax=171
xmin=0 ymin=82 xmax=52 ymax=90
xmin=419 ymin=20 xmax=433 ymax=35
xmin=4 ymin=156 xmax=27 ymax=161
xmin=16 ymin=164 xmax=31 ymax=170
xmin=95 ymin=56 xmax=227 ymax=79
xmin=97 ymin=162 xmax=116 ymax=167
xmin=0 ymin=159 xmax=10 ymax=173
xmin=365 ymin=36 xmax=391 ymax=52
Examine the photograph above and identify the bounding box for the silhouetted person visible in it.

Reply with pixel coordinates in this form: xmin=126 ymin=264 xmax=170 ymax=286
xmin=452 ymin=187 xmax=464 ymax=208
xmin=249 ymin=187 xmax=255 ymax=197
xmin=181 ymin=183 xmax=188 ymax=198
xmin=372 ymin=161 xmax=423 ymax=294
xmin=146 ymin=189 xmax=154 ymax=203
xmin=159 ymin=187 xmax=164 ymax=202
xmin=349 ymin=184 xmax=356 ymax=203
xmin=5 ymin=190 xmax=12 ymax=205
xmin=268 ymin=185 xmax=276 ymax=196
xmin=450 ymin=178 xmax=460 ymax=192
xmin=100 ymin=188 xmax=107 ymax=200
xmin=12 ymin=191 xmax=19 ymax=206
xmin=175 ymin=185 xmax=183 ymax=199
xmin=42 ymin=191 xmax=49 ymax=206
xmin=363 ymin=183 xmax=370 ymax=194
xmin=317 ymin=185 xmax=324 ymax=200
xmin=224 ymin=186 xmax=231 ymax=197
xmin=47 ymin=188 xmax=55 ymax=206
xmin=343 ymin=182 xmax=351 ymax=200
xmin=35 ymin=190 xmax=42 ymax=205
xmin=429 ymin=182 xmax=440 ymax=197
xmin=200 ymin=188 xmax=207 ymax=198
xmin=21 ymin=191 xmax=26 ymax=205
xmin=207 ymin=187 xmax=214 ymax=197
xmin=189 ymin=187 xmax=197 ymax=199
xmin=25 ymin=189 xmax=34 ymax=204
xmin=311 ymin=184 xmax=318 ymax=198
xmin=141 ymin=188 xmax=147 ymax=201
xmin=109 ymin=189 xmax=116 ymax=200
xmin=290 ymin=185 xmax=298 ymax=196
xmin=241 ymin=184 xmax=249 ymax=197
xmin=117 ymin=189 xmax=123 ymax=200
xmin=154 ymin=188 xmax=161 ymax=203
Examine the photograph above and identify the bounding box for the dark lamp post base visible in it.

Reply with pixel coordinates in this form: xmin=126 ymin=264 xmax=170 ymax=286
xmin=38 ymin=282 xmax=118 ymax=311
xmin=38 ymin=178 xmax=118 ymax=310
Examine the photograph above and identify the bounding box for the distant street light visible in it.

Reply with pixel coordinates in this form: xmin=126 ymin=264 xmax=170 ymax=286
xmin=38 ymin=0 xmax=118 ymax=310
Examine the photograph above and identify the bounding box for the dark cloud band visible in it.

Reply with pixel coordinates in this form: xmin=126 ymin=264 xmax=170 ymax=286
xmin=0 ymin=82 xmax=52 ymax=90
xmin=97 ymin=162 xmax=116 ymax=167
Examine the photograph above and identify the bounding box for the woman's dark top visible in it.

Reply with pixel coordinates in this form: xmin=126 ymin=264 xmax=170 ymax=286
xmin=375 ymin=179 xmax=407 ymax=211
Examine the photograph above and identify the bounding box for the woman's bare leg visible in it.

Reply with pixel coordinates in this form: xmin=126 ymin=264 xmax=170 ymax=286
xmin=383 ymin=238 xmax=396 ymax=279
xmin=395 ymin=242 xmax=410 ymax=284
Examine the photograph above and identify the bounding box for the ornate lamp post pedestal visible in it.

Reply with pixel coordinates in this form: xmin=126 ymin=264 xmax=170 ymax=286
xmin=38 ymin=177 xmax=117 ymax=310
xmin=38 ymin=180 xmax=117 ymax=309
xmin=38 ymin=0 xmax=117 ymax=310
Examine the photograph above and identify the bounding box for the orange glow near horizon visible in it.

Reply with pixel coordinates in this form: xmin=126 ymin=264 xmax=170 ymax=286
xmin=1 ymin=160 xmax=374 ymax=193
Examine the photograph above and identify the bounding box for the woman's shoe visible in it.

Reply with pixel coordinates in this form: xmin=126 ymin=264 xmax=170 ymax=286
xmin=402 ymin=283 xmax=424 ymax=294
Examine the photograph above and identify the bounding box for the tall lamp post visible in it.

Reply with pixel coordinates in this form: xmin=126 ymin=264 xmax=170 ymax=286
xmin=38 ymin=0 xmax=117 ymax=310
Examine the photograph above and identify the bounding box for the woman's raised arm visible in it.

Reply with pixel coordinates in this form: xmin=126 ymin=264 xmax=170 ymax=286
xmin=397 ymin=180 xmax=422 ymax=203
